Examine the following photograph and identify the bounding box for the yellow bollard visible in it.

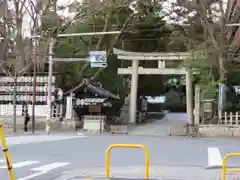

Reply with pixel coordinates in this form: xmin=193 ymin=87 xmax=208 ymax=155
xmin=0 ymin=120 xmax=15 ymax=180
xmin=105 ymin=144 xmax=149 ymax=179
xmin=221 ymin=153 xmax=240 ymax=180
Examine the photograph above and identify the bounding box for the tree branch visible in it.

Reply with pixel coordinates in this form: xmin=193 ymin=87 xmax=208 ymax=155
xmin=90 ymin=13 xmax=136 ymax=81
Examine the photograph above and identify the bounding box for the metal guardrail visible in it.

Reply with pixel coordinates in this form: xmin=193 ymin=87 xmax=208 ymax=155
xmin=0 ymin=120 xmax=15 ymax=180
xmin=105 ymin=144 xmax=149 ymax=179
xmin=222 ymin=153 xmax=240 ymax=180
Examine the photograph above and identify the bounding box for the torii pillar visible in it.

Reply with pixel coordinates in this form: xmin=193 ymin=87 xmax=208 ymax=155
xmin=129 ymin=60 xmax=139 ymax=124
xmin=186 ymin=69 xmax=193 ymax=125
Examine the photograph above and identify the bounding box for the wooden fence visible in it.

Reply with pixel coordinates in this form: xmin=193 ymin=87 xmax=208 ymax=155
xmin=219 ymin=112 xmax=240 ymax=125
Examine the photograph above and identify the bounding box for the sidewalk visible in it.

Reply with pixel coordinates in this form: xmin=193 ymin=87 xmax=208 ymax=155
xmin=55 ymin=165 xmax=222 ymax=180
xmin=0 ymin=115 xmax=65 ymax=132
xmin=1 ymin=115 xmax=47 ymax=129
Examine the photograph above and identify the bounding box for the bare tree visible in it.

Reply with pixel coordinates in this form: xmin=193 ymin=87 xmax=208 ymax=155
xmin=0 ymin=0 xmax=60 ymax=132
xmin=0 ymin=0 xmax=34 ymax=132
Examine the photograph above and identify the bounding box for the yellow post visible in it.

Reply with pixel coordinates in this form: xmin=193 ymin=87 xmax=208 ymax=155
xmin=221 ymin=153 xmax=240 ymax=180
xmin=0 ymin=120 xmax=15 ymax=180
xmin=105 ymin=144 xmax=149 ymax=179
xmin=221 ymin=155 xmax=227 ymax=180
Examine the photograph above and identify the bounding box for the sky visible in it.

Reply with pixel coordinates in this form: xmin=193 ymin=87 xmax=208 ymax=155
xmin=22 ymin=0 xmax=75 ymax=36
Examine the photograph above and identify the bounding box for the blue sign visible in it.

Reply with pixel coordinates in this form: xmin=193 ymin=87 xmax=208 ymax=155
xmin=218 ymin=83 xmax=226 ymax=110
xmin=89 ymin=51 xmax=107 ymax=68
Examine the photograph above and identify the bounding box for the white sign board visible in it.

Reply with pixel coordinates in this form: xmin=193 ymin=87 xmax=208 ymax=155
xmin=0 ymin=104 xmax=22 ymax=116
xmin=89 ymin=51 xmax=107 ymax=68
xmin=218 ymin=83 xmax=226 ymax=110
xmin=146 ymin=96 xmax=166 ymax=104
xmin=28 ymin=105 xmax=48 ymax=117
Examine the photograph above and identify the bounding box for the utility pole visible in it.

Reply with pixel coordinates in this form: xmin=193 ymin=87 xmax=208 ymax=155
xmin=46 ymin=38 xmax=54 ymax=134
xmin=32 ymin=37 xmax=37 ymax=134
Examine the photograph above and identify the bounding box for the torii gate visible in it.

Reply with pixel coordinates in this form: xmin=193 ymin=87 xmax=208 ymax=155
xmin=113 ymin=48 xmax=193 ymax=125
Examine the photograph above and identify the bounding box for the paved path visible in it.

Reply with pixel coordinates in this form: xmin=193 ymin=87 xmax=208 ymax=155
xmin=0 ymin=133 xmax=239 ymax=179
xmin=129 ymin=113 xmax=187 ymax=136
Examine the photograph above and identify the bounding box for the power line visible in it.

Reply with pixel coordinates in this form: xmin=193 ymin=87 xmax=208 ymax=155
xmin=225 ymin=23 xmax=240 ymax=27
xmin=0 ymin=31 xmax=121 ymax=40
xmin=29 ymin=31 xmax=121 ymax=38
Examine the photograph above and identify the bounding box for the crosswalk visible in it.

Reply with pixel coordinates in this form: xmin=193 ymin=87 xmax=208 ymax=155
xmin=0 ymin=146 xmax=237 ymax=180
xmin=0 ymin=158 xmax=70 ymax=180
xmin=4 ymin=134 xmax=87 ymax=146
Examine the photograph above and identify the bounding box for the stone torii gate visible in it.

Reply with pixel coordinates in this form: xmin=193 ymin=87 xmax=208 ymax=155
xmin=113 ymin=48 xmax=193 ymax=125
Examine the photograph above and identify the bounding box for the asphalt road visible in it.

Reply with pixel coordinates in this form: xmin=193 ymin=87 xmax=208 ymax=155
xmin=0 ymin=134 xmax=240 ymax=180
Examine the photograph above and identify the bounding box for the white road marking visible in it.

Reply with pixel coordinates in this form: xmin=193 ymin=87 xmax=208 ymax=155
xmin=31 ymin=162 xmax=70 ymax=172
xmin=5 ymin=135 xmax=86 ymax=146
xmin=206 ymin=147 xmax=222 ymax=169
xmin=17 ymin=171 xmax=47 ymax=180
xmin=0 ymin=159 xmax=70 ymax=180
xmin=0 ymin=161 xmax=40 ymax=169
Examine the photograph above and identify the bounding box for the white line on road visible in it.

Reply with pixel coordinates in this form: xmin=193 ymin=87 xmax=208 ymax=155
xmin=5 ymin=135 xmax=87 ymax=146
xmin=17 ymin=171 xmax=47 ymax=180
xmin=31 ymin=162 xmax=70 ymax=172
xmin=206 ymin=147 xmax=222 ymax=169
xmin=17 ymin=162 xmax=70 ymax=180
xmin=0 ymin=161 xmax=40 ymax=169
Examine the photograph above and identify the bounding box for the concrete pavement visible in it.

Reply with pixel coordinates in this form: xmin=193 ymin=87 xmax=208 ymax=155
xmin=0 ymin=134 xmax=240 ymax=179
xmin=129 ymin=113 xmax=187 ymax=136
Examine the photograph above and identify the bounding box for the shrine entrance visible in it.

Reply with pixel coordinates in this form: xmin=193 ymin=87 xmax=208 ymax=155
xmin=113 ymin=48 xmax=193 ymax=129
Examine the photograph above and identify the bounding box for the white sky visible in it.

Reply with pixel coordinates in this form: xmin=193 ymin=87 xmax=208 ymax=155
xmin=22 ymin=0 xmax=75 ymax=36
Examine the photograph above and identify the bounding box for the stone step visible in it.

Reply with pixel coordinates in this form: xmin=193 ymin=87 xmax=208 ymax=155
xmin=168 ymin=126 xmax=198 ymax=137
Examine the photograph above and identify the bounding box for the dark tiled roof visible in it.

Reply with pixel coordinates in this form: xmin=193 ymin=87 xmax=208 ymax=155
xmin=69 ymin=79 xmax=120 ymax=100
xmin=86 ymin=83 xmax=120 ymax=100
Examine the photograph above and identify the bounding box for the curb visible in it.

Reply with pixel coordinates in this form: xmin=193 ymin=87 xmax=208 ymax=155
xmin=3 ymin=130 xmax=87 ymax=137
xmin=205 ymin=165 xmax=222 ymax=170
xmin=206 ymin=164 xmax=240 ymax=170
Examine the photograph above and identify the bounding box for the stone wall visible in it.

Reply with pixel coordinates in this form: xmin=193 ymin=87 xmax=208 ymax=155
xmin=198 ymin=124 xmax=240 ymax=137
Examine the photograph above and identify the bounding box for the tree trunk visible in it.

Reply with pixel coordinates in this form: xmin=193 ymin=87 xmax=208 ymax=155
xmin=12 ymin=76 xmax=17 ymax=133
